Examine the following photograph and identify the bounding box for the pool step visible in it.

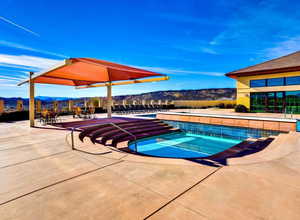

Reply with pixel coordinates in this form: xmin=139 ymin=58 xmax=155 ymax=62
xmin=78 ymin=119 xmax=161 ymax=142
xmin=113 ymin=127 xmax=181 ymax=148
xmin=78 ymin=119 xmax=181 ymax=148
xmin=192 ymin=137 xmax=275 ymax=166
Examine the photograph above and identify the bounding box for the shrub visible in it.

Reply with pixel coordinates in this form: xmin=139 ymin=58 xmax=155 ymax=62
xmin=235 ymin=104 xmax=248 ymax=113
xmin=225 ymin=104 xmax=234 ymax=109
xmin=0 ymin=111 xmax=29 ymax=122
xmin=216 ymin=103 xmax=225 ymax=108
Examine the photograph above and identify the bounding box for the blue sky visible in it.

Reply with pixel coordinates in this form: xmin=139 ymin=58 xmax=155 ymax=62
xmin=1 ymin=0 xmax=300 ymax=98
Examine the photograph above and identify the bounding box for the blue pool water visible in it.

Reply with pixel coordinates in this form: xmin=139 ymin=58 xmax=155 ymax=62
xmin=164 ymin=120 xmax=281 ymax=140
xmin=136 ymin=114 xmax=157 ymax=118
xmin=129 ymin=132 xmax=241 ymax=158
xmin=129 ymin=116 xmax=282 ymax=158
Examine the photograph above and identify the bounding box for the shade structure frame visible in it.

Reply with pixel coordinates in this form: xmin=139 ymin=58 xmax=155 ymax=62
xmin=18 ymin=58 xmax=166 ymax=87
xmin=75 ymin=76 xmax=170 ymax=89
xmin=17 ymin=57 xmax=169 ymax=123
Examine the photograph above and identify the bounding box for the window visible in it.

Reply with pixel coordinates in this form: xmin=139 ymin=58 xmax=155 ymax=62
xmin=267 ymin=77 xmax=284 ymax=86
xmin=250 ymin=92 xmax=267 ymax=112
xmin=250 ymin=91 xmax=300 ymax=114
xmin=285 ymin=91 xmax=300 ymax=114
xmin=250 ymin=76 xmax=300 ymax=88
xmin=286 ymin=76 xmax=300 ymax=86
xmin=250 ymin=79 xmax=266 ymax=87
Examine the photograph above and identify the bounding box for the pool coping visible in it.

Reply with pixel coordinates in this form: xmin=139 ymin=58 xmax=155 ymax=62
xmin=157 ymin=112 xmax=297 ymax=122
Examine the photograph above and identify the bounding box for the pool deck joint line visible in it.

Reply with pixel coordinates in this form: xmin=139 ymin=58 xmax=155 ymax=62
xmin=143 ymin=166 xmax=222 ymax=219
xmin=0 ymin=160 xmax=124 ymax=206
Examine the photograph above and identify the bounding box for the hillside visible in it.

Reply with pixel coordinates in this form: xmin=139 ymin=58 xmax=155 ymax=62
xmin=113 ymin=88 xmax=236 ymax=101
xmin=0 ymin=88 xmax=236 ymax=107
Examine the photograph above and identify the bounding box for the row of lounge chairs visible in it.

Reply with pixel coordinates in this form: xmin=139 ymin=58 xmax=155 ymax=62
xmin=37 ymin=110 xmax=62 ymax=125
xmin=78 ymin=119 xmax=180 ymax=149
xmin=72 ymin=107 xmax=95 ymax=119
xmin=37 ymin=107 xmax=96 ymax=125
xmin=112 ymin=104 xmax=171 ymax=114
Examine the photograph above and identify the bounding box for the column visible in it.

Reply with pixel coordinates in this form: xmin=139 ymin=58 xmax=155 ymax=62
xmin=0 ymin=100 xmax=4 ymax=114
xmin=107 ymin=82 xmax=112 ymax=118
xmin=29 ymin=72 xmax=35 ymax=127
xmin=17 ymin=99 xmax=24 ymax=111
xmin=68 ymin=100 xmax=74 ymax=112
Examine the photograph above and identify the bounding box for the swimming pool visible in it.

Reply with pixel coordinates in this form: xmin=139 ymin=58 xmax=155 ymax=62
xmin=129 ymin=132 xmax=241 ymax=158
xmin=164 ymin=120 xmax=280 ymax=140
xmin=135 ymin=114 xmax=157 ymax=118
xmin=127 ymin=118 xmax=281 ymax=158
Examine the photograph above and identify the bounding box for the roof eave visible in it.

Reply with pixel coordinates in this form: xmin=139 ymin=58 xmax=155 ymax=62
xmin=225 ymin=66 xmax=300 ymax=79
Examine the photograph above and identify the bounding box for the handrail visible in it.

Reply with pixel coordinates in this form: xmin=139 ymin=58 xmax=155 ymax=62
xmin=68 ymin=121 xmax=138 ymax=152
xmin=109 ymin=122 xmax=138 ymax=152
xmin=69 ymin=122 xmax=112 ymax=150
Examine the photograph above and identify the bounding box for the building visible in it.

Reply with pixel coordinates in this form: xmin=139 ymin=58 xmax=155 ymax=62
xmin=226 ymin=51 xmax=300 ymax=114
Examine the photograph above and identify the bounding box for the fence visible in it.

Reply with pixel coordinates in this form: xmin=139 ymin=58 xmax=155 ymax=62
xmin=0 ymin=98 xmax=237 ymax=115
xmin=173 ymin=100 xmax=236 ymax=108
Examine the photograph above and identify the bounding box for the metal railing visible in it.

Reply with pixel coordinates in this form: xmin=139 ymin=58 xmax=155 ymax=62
xmin=284 ymin=107 xmax=294 ymax=119
xmin=69 ymin=121 xmax=137 ymax=152
xmin=109 ymin=122 xmax=138 ymax=152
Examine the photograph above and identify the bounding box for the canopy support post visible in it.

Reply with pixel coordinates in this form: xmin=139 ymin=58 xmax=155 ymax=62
xmin=107 ymin=82 xmax=112 ymax=118
xmin=29 ymin=72 xmax=35 ymax=127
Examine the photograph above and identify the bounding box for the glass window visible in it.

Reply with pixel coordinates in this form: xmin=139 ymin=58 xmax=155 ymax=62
xmin=285 ymin=91 xmax=300 ymax=114
xmin=266 ymin=77 xmax=284 ymax=86
xmin=286 ymin=76 xmax=300 ymax=86
xmin=250 ymin=92 xmax=267 ymax=112
xmin=250 ymin=79 xmax=266 ymax=87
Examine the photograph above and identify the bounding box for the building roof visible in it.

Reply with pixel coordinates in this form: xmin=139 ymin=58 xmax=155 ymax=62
xmin=226 ymin=51 xmax=300 ymax=78
xmin=18 ymin=58 xmax=165 ymax=86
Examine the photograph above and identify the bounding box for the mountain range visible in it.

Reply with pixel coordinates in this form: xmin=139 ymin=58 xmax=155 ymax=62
xmin=1 ymin=88 xmax=236 ymax=107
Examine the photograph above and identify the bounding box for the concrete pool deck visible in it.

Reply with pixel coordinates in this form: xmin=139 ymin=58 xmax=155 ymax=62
xmin=1 ymin=114 xmax=300 ymax=219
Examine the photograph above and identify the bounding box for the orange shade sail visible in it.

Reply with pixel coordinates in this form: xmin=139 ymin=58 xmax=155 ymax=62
xmin=19 ymin=58 xmax=165 ymax=86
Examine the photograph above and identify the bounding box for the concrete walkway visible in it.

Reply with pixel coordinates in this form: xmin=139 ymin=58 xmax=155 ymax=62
xmin=1 ymin=118 xmax=300 ymax=219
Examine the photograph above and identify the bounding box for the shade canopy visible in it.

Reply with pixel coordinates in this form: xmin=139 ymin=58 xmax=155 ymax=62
xmin=19 ymin=58 xmax=165 ymax=86
xmin=19 ymin=57 xmax=169 ymax=126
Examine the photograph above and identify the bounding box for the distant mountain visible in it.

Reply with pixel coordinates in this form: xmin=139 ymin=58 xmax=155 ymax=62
xmin=1 ymin=88 xmax=236 ymax=107
xmin=113 ymin=88 xmax=236 ymax=101
xmin=35 ymin=96 xmax=77 ymax=101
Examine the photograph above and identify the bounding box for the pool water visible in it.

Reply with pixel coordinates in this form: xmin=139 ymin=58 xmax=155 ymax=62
xmin=129 ymin=132 xmax=241 ymax=158
xmin=136 ymin=114 xmax=157 ymax=118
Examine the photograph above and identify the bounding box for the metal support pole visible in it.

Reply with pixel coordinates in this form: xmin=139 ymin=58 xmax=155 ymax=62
xmin=71 ymin=129 xmax=75 ymax=150
xmin=107 ymin=82 xmax=112 ymax=118
xmin=29 ymin=72 xmax=35 ymax=127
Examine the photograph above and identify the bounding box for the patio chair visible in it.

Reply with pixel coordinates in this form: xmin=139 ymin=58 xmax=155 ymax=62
xmin=89 ymin=106 xmax=95 ymax=118
xmin=51 ymin=111 xmax=62 ymax=123
xmin=40 ymin=109 xmax=49 ymax=125
xmin=73 ymin=107 xmax=82 ymax=118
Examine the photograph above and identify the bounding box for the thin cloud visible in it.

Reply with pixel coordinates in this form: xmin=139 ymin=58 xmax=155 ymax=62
xmin=0 ymin=63 xmax=39 ymax=71
xmin=0 ymin=16 xmax=40 ymax=37
xmin=200 ymin=47 xmax=218 ymax=55
xmin=170 ymin=44 xmax=218 ymax=55
xmin=0 ymin=78 xmax=19 ymax=82
xmin=0 ymin=40 xmax=68 ymax=58
xmin=134 ymin=65 xmax=224 ymax=76
xmin=155 ymin=12 xmax=225 ymax=27
xmin=264 ymin=36 xmax=300 ymax=59
xmin=0 ymin=82 xmax=16 ymax=87
xmin=0 ymin=54 xmax=62 ymax=70
xmin=209 ymin=0 xmax=300 ymax=55
xmin=0 ymin=75 xmax=23 ymax=80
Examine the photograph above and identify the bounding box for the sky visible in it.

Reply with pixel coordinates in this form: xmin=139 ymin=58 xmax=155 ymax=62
xmin=1 ymin=0 xmax=300 ymax=98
